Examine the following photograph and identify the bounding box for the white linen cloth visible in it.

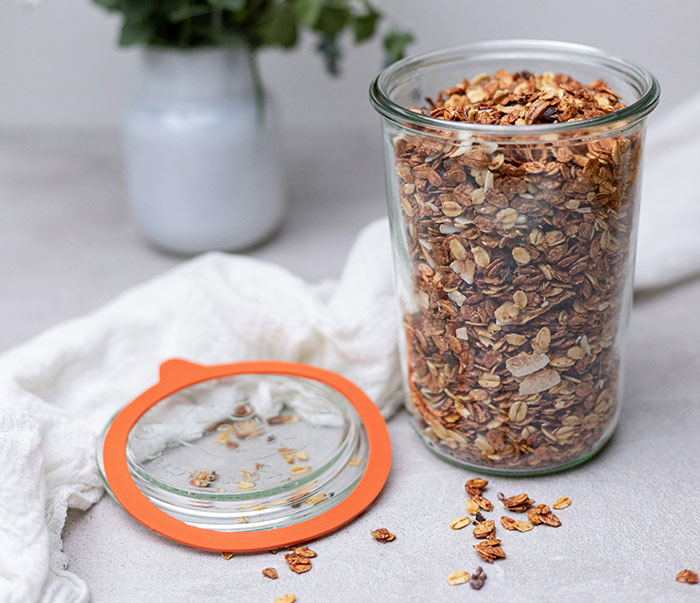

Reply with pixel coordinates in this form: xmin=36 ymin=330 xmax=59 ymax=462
xmin=1 ymin=97 xmax=699 ymax=602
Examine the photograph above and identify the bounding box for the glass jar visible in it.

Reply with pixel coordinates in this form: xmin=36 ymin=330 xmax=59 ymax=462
xmin=370 ymin=40 xmax=659 ymax=474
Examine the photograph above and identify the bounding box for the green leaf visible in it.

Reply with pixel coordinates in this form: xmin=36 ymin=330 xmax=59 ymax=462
xmin=167 ymin=3 xmax=212 ymax=22
xmin=313 ymin=6 xmax=349 ymax=37
xmin=91 ymin=0 xmax=120 ymax=11
xmin=352 ymin=10 xmax=379 ymax=43
xmin=118 ymin=18 xmax=154 ymax=45
xmin=259 ymin=4 xmax=297 ymax=48
xmin=382 ymin=28 xmax=413 ymax=65
xmin=293 ymin=0 xmax=324 ymax=27
xmin=120 ymin=0 xmax=157 ymax=19
xmin=217 ymin=27 xmax=246 ymax=46
xmin=213 ymin=0 xmax=247 ymax=10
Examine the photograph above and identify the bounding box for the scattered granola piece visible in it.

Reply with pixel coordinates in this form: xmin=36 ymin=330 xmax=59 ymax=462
xmin=290 ymin=466 xmax=311 ymax=475
xmin=268 ymin=415 xmax=300 ymax=425
xmin=262 ymin=568 xmax=278 ymax=580
xmin=676 ymin=570 xmax=698 ymax=584
xmin=473 ymin=520 xmax=496 ymax=539
xmin=474 ymin=539 xmax=506 ymax=563
xmin=284 ymin=552 xmax=312 ymax=574
xmin=528 ymin=504 xmax=561 ymax=527
xmin=450 ymin=516 xmax=472 ymax=530
xmin=291 ymin=547 xmax=317 ymax=558
xmin=370 ymin=528 xmax=396 ymax=543
xmin=446 ymin=570 xmax=471 ymax=586
xmin=466 ymin=499 xmax=481 ymax=515
xmin=465 ymin=478 xmax=488 ymax=497
xmin=502 ymin=493 xmax=535 ymax=512
xmin=553 ymin=496 xmax=571 ymax=510
xmin=189 ymin=470 xmax=216 ymax=488
xmin=274 ymin=595 xmax=295 ymax=603
xmin=471 ymin=494 xmax=493 ymax=512
xmin=237 ymin=480 xmax=255 ymax=490
xmin=348 ymin=457 xmax=362 ymax=467
xmin=502 ymin=515 xmax=533 ymax=532
xmin=469 ymin=566 xmax=487 ymax=590
xmin=221 ymin=552 xmax=234 ymax=560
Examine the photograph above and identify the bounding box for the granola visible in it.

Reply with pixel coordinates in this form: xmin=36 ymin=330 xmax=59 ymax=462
xmin=528 ymin=503 xmax=561 ymax=527
xmin=473 ymin=520 xmax=496 ymax=539
xmin=469 ymin=566 xmax=487 ymax=590
xmin=473 ymin=538 xmax=506 ymax=563
xmin=262 ymin=567 xmax=279 ymax=580
xmin=676 ymin=570 xmax=698 ymax=584
xmin=446 ymin=570 xmax=471 ymax=585
xmin=391 ymin=70 xmax=642 ymax=471
xmin=370 ymin=528 xmax=396 ymax=543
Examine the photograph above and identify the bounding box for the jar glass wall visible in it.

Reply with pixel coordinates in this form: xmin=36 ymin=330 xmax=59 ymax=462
xmin=371 ymin=40 xmax=659 ymax=474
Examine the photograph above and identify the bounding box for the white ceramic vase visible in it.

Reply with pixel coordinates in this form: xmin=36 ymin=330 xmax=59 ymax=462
xmin=124 ymin=47 xmax=286 ymax=254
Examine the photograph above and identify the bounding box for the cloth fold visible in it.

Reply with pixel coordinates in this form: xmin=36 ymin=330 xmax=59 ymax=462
xmin=2 ymin=96 xmax=700 ymax=602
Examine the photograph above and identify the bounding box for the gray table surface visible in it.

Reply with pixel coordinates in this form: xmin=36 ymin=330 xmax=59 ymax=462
xmin=1 ymin=129 xmax=699 ymax=603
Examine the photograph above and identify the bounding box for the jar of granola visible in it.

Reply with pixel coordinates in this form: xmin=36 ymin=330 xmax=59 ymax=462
xmin=370 ymin=40 xmax=659 ymax=474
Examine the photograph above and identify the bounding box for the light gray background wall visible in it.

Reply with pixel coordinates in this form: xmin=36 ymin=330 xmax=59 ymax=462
xmin=1 ymin=0 xmax=697 ymax=128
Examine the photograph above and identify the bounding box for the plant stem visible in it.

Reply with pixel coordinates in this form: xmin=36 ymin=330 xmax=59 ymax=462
xmin=248 ymin=49 xmax=265 ymax=125
xmin=212 ymin=5 xmax=223 ymax=43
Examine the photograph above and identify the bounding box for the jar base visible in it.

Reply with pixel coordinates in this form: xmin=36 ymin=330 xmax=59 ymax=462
xmin=409 ymin=418 xmax=616 ymax=477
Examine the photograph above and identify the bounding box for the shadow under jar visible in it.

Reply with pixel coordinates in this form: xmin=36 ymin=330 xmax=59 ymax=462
xmin=370 ymin=40 xmax=659 ymax=475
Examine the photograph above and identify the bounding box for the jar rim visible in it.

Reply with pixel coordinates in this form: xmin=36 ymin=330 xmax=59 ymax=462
xmin=369 ymin=39 xmax=660 ymax=138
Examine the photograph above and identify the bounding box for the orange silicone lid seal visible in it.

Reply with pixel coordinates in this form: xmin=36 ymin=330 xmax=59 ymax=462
xmin=101 ymin=359 xmax=392 ymax=552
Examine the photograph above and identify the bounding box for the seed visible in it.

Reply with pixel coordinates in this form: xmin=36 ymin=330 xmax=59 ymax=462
xmin=532 ymin=327 xmax=551 ymax=353
xmin=237 ymin=480 xmax=255 ymax=490
xmin=495 ymin=301 xmax=520 ymax=325
xmin=567 ymin=346 xmax=586 ymax=359
xmin=442 ymin=201 xmax=463 ymax=217
xmin=449 ymin=238 xmax=468 ymax=260
xmin=450 ymin=516 xmax=472 ymax=530
xmin=553 ymin=496 xmax=571 ymax=510
xmin=514 ymin=520 xmax=534 ymax=532
xmin=508 ymin=401 xmax=528 ymax=422
xmin=447 ymin=570 xmax=471 ymax=586
xmin=262 ymin=567 xmax=278 ymax=579
xmin=348 ymin=457 xmax=362 ymax=467
xmin=466 ymin=499 xmax=481 ymax=515
xmin=545 ymin=230 xmax=566 ymax=246
xmin=513 ymin=290 xmax=528 ymax=309
xmin=274 ymin=595 xmax=296 ymax=603
xmin=471 ymin=246 xmax=490 ymax=267
xmin=505 ymin=333 xmax=527 ymax=346
xmin=290 ymin=465 xmax=311 ymax=475
xmin=294 ymin=451 xmax=308 ymax=461
xmin=282 ymin=453 xmax=295 ymax=464
xmin=477 ymin=373 xmax=501 ymax=389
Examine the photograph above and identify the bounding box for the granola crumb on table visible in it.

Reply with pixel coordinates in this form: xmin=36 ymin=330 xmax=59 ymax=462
xmin=676 ymin=570 xmax=698 ymax=584
xmin=370 ymin=528 xmax=396 ymax=543
xmin=394 ymin=69 xmax=642 ymax=471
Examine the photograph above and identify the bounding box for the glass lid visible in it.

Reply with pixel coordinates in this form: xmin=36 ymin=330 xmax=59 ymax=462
xmin=96 ymin=360 xmax=391 ymax=552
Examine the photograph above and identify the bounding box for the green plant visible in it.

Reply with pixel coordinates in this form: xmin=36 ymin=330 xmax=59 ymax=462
xmin=92 ymin=0 xmax=413 ymax=75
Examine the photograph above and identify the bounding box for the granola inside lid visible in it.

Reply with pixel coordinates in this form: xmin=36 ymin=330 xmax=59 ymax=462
xmin=97 ymin=359 xmax=391 ymax=552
